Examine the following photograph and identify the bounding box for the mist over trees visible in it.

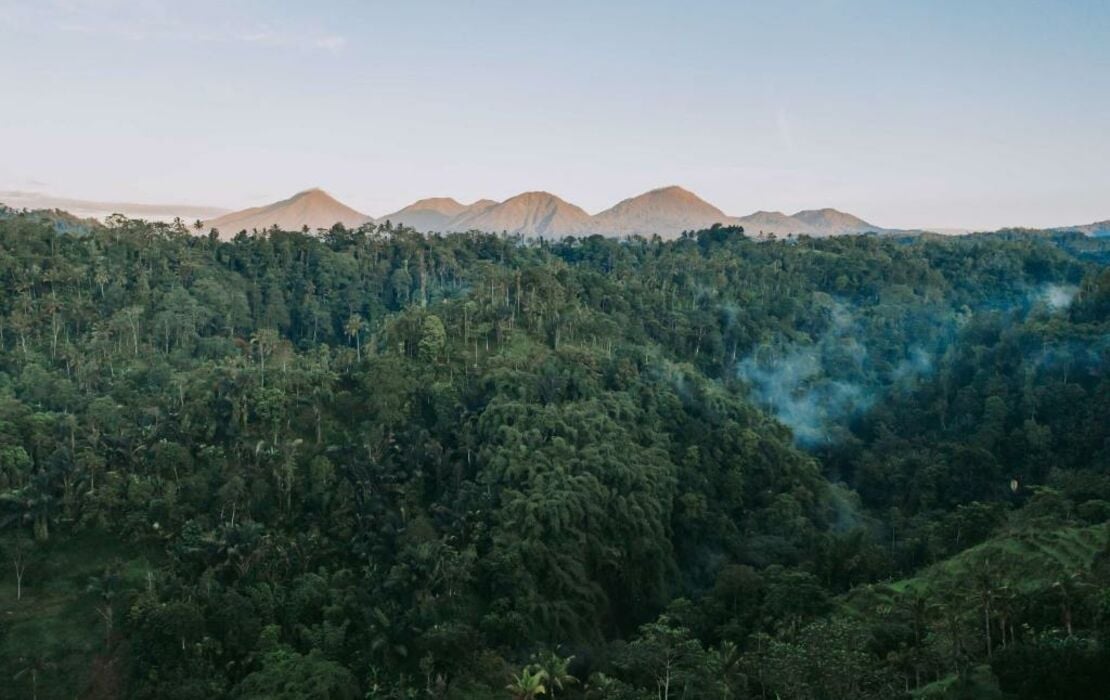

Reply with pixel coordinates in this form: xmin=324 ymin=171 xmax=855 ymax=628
xmin=0 ymin=212 xmax=1108 ymax=698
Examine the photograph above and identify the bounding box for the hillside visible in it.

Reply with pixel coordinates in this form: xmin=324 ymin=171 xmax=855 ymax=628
xmin=380 ymin=197 xmax=496 ymax=232
xmin=731 ymin=210 xmax=809 ymax=236
xmin=1054 ymin=219 xmax=1110 ymax=237
xmin=18 ymin=186 xmax=1103 ymax=240
xmin=0 ymin=203 xmax=102 ymax=234
xmin=792 ymin=207 xmax=882 ymax=235
xmin=205 ymin=188 xmax=371 ymax=236
xmin=0 ymin=211 xmax=1107 ymax=698
xmin=588 ymin=185 xmax=731 ymax=237
xmin=446 ymin=190 xmax=590 ymax=236
xmin=190 ymin=186 xmax=899 ymax=239
xmin=0 ymin=190 xmax=229 ymax=223
xmin=728 ymin=208 xmax=884 ymax=237
xmin=854 ymin=523 xmax=1109 ymax=604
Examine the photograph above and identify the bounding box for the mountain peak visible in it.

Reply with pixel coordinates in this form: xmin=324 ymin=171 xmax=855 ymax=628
xmin=730 ymin=211 xmax=806 ymax=236
xmin=199 ymin=186 xmax=886 ymax=240
xmin=645 ymin=184 xmax=702 ymax=200
xmin=730 ymin=208 xmax=882 ymax=237
xmin=448 ymin=190 xmax=590 ymax=237
xmin=383 ymin=196 xmax=495 ymax=232
xmin=590 ymin=185 xmax=728 ymax=237
xmin=291 ymin=187 xmax=331 ymax=199
xmin=509 ymin=190 xmax=566 ymax=203
xmin=408 ymin=196 xmax=465 ymax=211
xmin=206 ymin=188 xmax=371 ymax=237
xmin=791 ymin=208 xmax=879 ymax=235
xmin=390 ymin=197 xmax=467 ymax=217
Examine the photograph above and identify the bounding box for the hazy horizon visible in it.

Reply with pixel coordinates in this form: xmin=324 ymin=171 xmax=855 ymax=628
xmin=1 ymin=0 xmax=1108 ymax=231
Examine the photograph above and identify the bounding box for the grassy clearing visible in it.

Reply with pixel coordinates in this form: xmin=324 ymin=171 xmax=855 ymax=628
xmin=0 ymin=530 xmax=157 ymax=699
xmin=852 ymin=521 xmax=1108 ymax=608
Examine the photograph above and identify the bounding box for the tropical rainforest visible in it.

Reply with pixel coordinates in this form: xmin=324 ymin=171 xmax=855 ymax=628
xmin=0 ymin=209 xmax=1108 ymax=699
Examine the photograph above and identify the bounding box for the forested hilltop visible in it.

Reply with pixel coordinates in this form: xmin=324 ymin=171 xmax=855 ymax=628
xmin=0 ymin=213 xmax=1108 ymax=699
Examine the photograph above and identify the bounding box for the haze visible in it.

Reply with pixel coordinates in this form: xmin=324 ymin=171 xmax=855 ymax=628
xmin=1 ymin=0 xmax=1108 ymax=231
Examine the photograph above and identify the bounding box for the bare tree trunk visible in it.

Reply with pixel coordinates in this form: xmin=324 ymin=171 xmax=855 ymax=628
xmin=984 ymin=601 xmax=992 ymax=659
xmin=14 ymin=558 xmax=26 ymax=601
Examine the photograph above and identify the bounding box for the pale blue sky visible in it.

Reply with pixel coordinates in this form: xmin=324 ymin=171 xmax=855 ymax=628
xmin=1 ymin=0 xmax=1107 ymax=229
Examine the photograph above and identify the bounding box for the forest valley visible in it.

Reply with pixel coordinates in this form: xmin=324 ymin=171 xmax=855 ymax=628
xmin=0 ymin=210 xmax=1108 ymax=699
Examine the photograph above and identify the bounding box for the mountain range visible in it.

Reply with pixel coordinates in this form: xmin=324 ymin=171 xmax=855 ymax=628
xmin=4 ymin=187 xmax=1107 ymax=240
xmin=201 ymin=185 xmax=888 ymax=239
xmin=0 ymin=190 xmax=229 ymax=223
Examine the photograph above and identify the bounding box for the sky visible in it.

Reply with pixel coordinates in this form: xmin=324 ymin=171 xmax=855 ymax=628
xmin=0 ymin=0 xmax=1108 ymax=230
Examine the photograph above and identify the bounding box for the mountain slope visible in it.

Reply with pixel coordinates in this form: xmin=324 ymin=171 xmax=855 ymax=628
xmin=1053 ymin=219 xmax=1110 ymax=237
xmin=588 ymin=185 xmax=731 ymax=237
xmin=205 ymin=188 xmax=371 ymax=236
xmin=448 ymin=191 xmax=590 ymax=237
xmin=0 ymin=190 xmax=229 ymax=223
xmin=381 ymin=197 xmax=497 ymax=232
xmin=452 ymin=199 xmax=498 ymax=223
xmin=192 ymin=184 xmax=893 ymax=240
xmin=792 ymin=208 xmax=881 ymax=235
xmin=729 ymin=208 xmax=884 ymax=237
xmin=731 ymin=210 xmax=809 ymax=237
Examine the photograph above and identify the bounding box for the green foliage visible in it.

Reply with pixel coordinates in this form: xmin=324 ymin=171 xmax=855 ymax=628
xmin=233 ymin=627 xmax=358 ymax=699
xmin=0 ymin=212 xmax=1105 ymax=698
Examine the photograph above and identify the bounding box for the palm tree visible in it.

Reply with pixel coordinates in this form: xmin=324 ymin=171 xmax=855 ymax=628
xmin=1 ymin=472 xmax=55 ymax=542
xmin=15 ymin=654 xmax=55 ymax=700
xmin=709 ymin=641 xmax=744 ymax=699
xmin=1052 ymin=571 xmax=1093 ymax=637
xmin=87 ymin=563 xmax=122 ymax=649
xmin=344 ymin=314 xmax=364 ymax=361
xmin=532 ymin=650 xmax=576 ymax=698
xmin=249 ymin=329 xmax=279 ymax=388
xmin=506 ymin=665 xmax=548 ymax=700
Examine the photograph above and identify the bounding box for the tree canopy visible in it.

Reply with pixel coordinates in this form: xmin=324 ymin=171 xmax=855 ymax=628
xmin=0 ymin=212 xmax=1107 ymax=698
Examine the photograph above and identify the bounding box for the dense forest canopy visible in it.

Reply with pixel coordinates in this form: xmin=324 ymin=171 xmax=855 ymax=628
xmin=0 ymin=212 xmax=1108 ymax=699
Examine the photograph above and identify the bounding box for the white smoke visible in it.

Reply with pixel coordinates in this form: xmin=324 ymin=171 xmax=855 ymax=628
xmin=737 ymin=303 xmax=937 ymax=447
xmin=1038 ymin=284 xmax=1078 ymax=310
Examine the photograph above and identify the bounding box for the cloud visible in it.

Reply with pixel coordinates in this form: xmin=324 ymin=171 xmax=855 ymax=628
xmin=237 ymin=28 xmax=279 ymax=44
xmin=314 ymin=35 xmax=346 ymax=53
xmin=13 ymin=178 xmax=50 ymax=189
xmin=216 ymin=24 xmax=349 ymax=53
xmin=16 ymin=2 xmax=345 ymax=53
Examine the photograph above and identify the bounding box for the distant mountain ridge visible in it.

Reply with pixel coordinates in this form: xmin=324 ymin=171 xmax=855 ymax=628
xmin=201 ymin=185 xmax=887 ymax=239
xmin=380 ymin=197 xmax=496 ymax=232
xmin=204 ymin=188 xmax=371 ymax=237
xmin=792 ymin=208 xmax=879 ymax=235
xmin=589 ymin=186 xmax=730 ymax=237
xmin=730 ymin=211 xmax=807 ymax=237
xmin=0 ymin=190 xmax=229 ymax=222
xmin=12 ymin=186 xmax=1107 ymax=240
xmin=727 ymin=208 xmax=885 ymax=237
xmin=1052 ymin=220 xmax=1110 ymax=238
xmin=445 ymin=191 xmax=592 ymax=237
